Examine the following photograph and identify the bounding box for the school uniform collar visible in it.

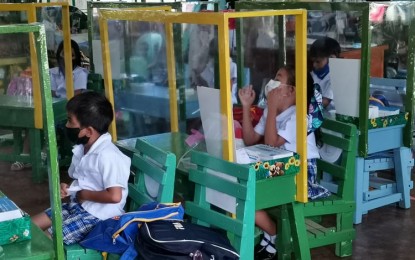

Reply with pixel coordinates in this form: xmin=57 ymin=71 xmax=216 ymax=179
xmin=72 ymin=132 xmax=111 ymax=156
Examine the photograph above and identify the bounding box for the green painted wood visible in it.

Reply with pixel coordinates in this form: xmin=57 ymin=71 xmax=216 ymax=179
xmin=185 ymin=202 xmax=244 ymax=236
xmin=188 ymin=169 xmax=247 ymax=199
xmin=187 ymin=151 xmax=255 ymax=260
xmin=0 ymin=22 xmax=64 ymax=259
xmin=404 ymin=11 xmax=415 ymax=148
xmin=132 ymin=155 xmax=166 ymax=184
xmin=1 ymin=223 xmax=55 ymax=260
xmin=277 ymin=119 xmax=357 ymax=258
xmin=316 ymin=160 xmax=345 ymax=180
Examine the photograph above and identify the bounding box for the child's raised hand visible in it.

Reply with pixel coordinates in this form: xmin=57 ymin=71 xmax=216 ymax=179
xmin=60 ymin=183 xmax=70 ymax=199
xmin=238 ymin=85 xmax=255 ymax=107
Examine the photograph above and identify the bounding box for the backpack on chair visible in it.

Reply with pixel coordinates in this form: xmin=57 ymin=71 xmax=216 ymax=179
xmin=136 ymin=220 xmax=239 ymax=259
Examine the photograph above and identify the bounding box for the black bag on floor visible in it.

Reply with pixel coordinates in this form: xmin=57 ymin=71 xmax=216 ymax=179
xmin=136 ymin=221 xmax=240 ymax=260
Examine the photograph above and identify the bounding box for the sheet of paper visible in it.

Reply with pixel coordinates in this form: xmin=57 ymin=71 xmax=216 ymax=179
xmin=329 ymin=58 xmax=361 ymax=117
xmin=197 ymin=86 xmax=222 ymax=158
xmin=205 ymin=169 xmax=237 ymax=214
xmin=197 ymin=86 xmax=237 ymax=213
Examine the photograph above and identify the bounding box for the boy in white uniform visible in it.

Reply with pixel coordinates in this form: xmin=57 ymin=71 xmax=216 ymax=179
xmin=33 ymin=91 xmax=131 ymax=245
xmin=309 ymin=37 xmax=341 ymax=111
xmin=239 ymin=66 xmax=329 ymax=260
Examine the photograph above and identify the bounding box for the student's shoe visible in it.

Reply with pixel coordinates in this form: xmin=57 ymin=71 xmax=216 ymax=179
xmin=10 ymin=161 xmax=32 ymax=171
xmin=255 ymin=248 xmax=277 ymax=260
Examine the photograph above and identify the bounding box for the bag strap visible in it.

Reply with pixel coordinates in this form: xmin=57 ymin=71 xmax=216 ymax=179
xmin=112 ymin=212 xmax=180 ymax=240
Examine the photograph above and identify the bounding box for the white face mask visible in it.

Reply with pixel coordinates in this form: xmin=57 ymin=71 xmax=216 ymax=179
xmin=264 ymin=79 xmax=281 ymax=97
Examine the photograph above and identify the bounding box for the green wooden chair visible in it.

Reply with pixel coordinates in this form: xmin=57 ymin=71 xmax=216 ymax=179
xmin=65 ymin=138 xmax=176 ymax=260
xmin=185 ymin=151 xmax=256 ymax=260
xmin=278 ymin=119 xmax=358 ymax=259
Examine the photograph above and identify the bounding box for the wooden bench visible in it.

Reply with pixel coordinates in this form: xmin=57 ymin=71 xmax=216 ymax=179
xmin=185 ymin=151 xmax=256 ymax=260
xmin=279 ymin=119 xmax=358 ymax=259
xmin=65 ymin=138 xmax=176 ymax=259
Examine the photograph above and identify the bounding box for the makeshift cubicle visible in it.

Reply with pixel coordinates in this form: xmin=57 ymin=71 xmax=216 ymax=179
xmin=87 ymin=1 xmax=223 ymax=139
xmin=98 ymin=7 xmax=310 ymax=259
xmin=0 ymin=2 xmax=73 ymax=182
xmin=236 ymin=1 xmax=414 ymax=225
xmin=0 ymin=22 xmax=64 ymax=260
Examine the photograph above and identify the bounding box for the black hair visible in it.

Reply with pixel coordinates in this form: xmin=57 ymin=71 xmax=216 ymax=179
xmin=280 ymin=65 xmax=295 ymax=86
xmin=309 ymin=37 xmax=341 ymax=59
xmin=66 ymin=91 xmax=114 ymax=134
xmin=307 ymin=72 xmax=315 ymax=110
xmin=56 ymin=39 xmax=82 ymax=74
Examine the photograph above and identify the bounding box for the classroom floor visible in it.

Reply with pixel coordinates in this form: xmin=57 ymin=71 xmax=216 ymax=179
xmin=0 ymin=155 xmax=414 ymax=259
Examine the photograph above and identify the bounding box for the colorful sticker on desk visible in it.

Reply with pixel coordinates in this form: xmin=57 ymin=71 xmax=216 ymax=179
xmin=253 ymin=154 xmax=300 ymax=180
xmin=336 ymin=112 xmax=408 ymax=129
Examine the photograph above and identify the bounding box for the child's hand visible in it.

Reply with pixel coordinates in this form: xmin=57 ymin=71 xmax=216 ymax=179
xmin=267 ymin=86 xmax=294 ymax=115
xmin=60 ymin=183 xmax=69 ymax=199
xmin=238 ymin=85 xmax=255 ymax=107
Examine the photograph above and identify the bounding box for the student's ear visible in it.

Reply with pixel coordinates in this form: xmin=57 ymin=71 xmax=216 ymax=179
xmin=85 ymin=126 xmax=95 ymax=137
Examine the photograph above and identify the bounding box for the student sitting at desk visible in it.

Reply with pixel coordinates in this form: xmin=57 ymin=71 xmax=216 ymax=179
xmin=309 ymin=36 xmax=341 ymax=112
xmin=9 ymin=39 xmax=87 ymax=171
xmin=32 ymin=92 xmax=131 ymax=245
xmin=50 ymin=39 xmax=88 ymax=98
xmin=238 ymin=66 xmax=329 ymax=259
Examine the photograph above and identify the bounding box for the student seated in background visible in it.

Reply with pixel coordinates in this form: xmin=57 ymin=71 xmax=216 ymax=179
xmin=309 ymin=36 xmax=341 ymax=111
xmin=32 ymin=92 xmax=131 ymax=245
xmin=238 ymin=66 xmax=329 ymax=260
xmin=10 ymin=39 xmax=88 ymax=171
xmin=50 ymin=39 xmax=88 ymax=98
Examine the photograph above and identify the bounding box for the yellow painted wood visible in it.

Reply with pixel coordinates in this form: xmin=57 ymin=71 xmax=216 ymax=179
xmin=295 ymin=9 xmax=308 ymax=203
xmin=62 ymin=4 xmax=74 ymax=100
xmin=98 ymin=15 xmax=118 ymax=142
xmin=217 ymin=16 xmax=233 ymax=161
xmin=98 ymin=6 xmax=173 ymax=142
xmin=97 ymin=9 xmax=308 ymax=200
xmin=165 ymin=21 xmax=178 ymax=132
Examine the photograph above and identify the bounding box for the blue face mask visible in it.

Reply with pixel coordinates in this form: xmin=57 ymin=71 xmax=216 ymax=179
xmin=313 ymin=63 xmax=330 ymax=80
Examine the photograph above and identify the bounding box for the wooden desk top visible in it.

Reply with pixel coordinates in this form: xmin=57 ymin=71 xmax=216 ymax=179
xmin=0 ymin=95 xmax=67 ymax=128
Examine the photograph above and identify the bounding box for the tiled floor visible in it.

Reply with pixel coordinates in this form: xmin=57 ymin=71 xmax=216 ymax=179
xmin=0 ymin=157 xmax=414 ymax=259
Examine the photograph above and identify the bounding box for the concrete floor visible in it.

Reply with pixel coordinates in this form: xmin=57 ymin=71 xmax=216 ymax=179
xmin=0 ymin=158 xmax=414 ymax=259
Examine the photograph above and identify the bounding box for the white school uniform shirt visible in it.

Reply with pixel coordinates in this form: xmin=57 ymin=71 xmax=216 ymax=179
xmin=50 ymin=66 xmax=88 ymax=98
xmin=68 ymin=133 xmax=131 ymax=220
xmin=254 ymin=105 xmax=320 ymax=159
xmin=311 ymin=71 xmax=335 ymax=110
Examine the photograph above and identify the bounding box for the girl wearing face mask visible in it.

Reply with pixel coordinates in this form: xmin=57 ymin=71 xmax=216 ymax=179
xmin=238 ymin=66 xmax=329 ymax=259
xmin=50 ymin=39 xmax=88 ymax=98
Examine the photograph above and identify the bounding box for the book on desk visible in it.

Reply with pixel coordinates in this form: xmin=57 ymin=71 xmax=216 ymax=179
xmin=0 ymin=195 xmax=23 ymax=222
xmin=236 ymin=144 xmax=294 ymax=164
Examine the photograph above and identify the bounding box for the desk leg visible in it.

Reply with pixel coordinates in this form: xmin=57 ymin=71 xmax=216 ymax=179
xmin=29 ymin=129 xmax=44 ymax=183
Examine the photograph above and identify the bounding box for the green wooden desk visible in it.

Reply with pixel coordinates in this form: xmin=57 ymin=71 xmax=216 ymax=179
xmin=116 ymin=132 xmax=297 ymax=209
xmin=0 ymin=95 xmax=67 ymax=183
xmin=0 ymin=222 xmax=54 ymax=260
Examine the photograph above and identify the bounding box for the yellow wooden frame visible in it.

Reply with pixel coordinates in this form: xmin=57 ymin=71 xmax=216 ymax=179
xmin=0 ymin=3 xmax=72 ymax=129
xmin=98 ymin=8 xmax=309 ymax=202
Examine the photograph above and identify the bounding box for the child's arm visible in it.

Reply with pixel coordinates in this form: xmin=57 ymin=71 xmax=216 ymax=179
xmin=76 ymin=187 xmax=122 ymax=204
xmin=322 ymin=97 xmax=332 ymax=108
xmin=239 ymin=85 xmax=261 ymax=145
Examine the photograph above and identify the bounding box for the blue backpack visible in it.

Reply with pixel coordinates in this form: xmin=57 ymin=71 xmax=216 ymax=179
xmin=79 ymin=202 xmax=184 ymax=260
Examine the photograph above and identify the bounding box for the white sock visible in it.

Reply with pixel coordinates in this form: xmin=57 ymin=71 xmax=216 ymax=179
xmin=261 ymin=232 xmax=277 ymax=246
